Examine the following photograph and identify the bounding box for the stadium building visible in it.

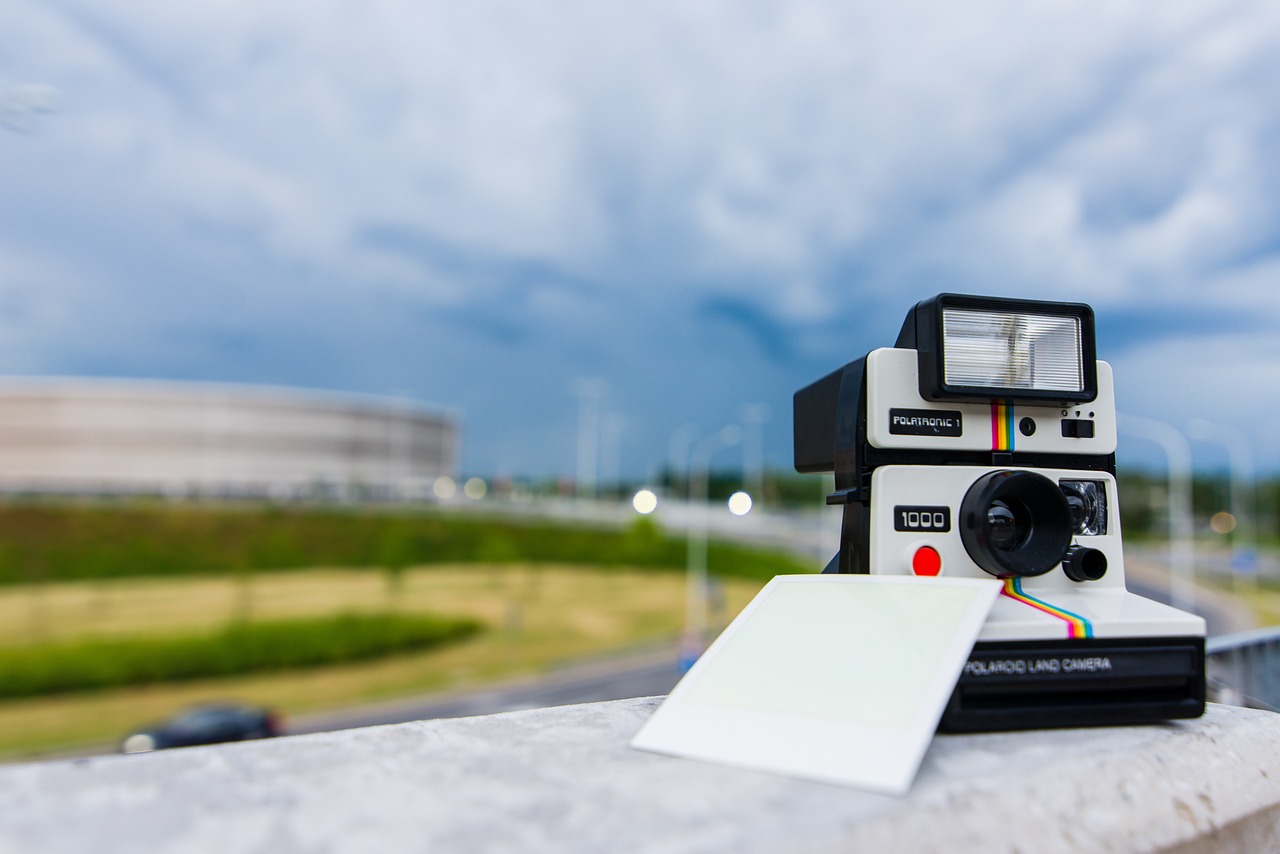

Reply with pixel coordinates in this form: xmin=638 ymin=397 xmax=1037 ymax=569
xmin=0 ymin=378 xmax=458 ymax=499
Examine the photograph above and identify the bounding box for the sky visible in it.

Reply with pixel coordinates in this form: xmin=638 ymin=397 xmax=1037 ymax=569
xmin=2 ymin=1 xmax=1280 ymax=481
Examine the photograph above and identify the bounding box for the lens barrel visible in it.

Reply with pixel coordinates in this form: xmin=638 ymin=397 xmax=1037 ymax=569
xmin=959 ymin=470 xmax=1073 ymax=578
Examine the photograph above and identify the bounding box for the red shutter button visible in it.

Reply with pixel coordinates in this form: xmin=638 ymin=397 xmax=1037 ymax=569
xmin=912 ymin=546 xmax=942 ymax=576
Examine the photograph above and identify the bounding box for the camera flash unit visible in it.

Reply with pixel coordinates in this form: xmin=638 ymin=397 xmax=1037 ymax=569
xmin=899 ymin=294 xmax=1098 ymax=405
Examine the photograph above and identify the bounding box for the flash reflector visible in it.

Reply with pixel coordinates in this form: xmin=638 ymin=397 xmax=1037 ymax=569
xmin=941 ymin=308 xmax=1083 ymax=393
xmin=899 ymin=294 xmax=1098 ymax=404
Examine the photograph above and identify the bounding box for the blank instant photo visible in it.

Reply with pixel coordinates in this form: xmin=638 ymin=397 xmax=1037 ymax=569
xmin=631 ymin=574 xmax=1000 ymax=795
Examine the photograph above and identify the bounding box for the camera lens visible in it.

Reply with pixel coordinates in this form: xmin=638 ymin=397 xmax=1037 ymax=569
xmin=985 ymin=501 xmax=1023 ymax=550
xmin=960 ymin=470 xmax=1073 ymax=578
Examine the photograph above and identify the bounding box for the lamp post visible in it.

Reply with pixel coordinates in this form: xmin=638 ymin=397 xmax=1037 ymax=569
xmin=572 ymin=378 xmax=607 ymax=504
xmin=741 ymin=404 xmax=769 ymax=506
xmin=1188 ymin=419 xmax=1257 ymax=593
xmin=681 ymin=425 xmax=742 ymax=670
xmin=600 ymin=413 xmax=625 ymax=500
xmin=1118 ymin=414 xmax=1195 ymax=611
xmin=666 ymin=422 xmax=698 ymax=500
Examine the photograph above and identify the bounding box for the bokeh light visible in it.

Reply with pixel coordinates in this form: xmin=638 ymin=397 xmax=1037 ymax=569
xmin=632 ymin=488 xmax=658 ymax=515
xmin=727 ymin=491 xmax=753 ymax=516
xmin=1210 ymin=511 xmax=1237 ymax=535
xmin=433 ymin=476 xmax=457 ymax=500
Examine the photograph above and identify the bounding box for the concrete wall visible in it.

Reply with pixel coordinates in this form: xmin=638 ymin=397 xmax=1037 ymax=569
xmin=0 ymin=379 xmax=457 ymax=498
xmin=0 ymin=698 xmax=1277 ymax=852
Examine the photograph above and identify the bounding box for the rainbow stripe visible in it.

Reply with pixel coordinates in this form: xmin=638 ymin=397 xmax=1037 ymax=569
xmin=1001 ymin=578 xmax=1093 ymax=639
xmin=991 ymin=402 xmax=1015 ymax=451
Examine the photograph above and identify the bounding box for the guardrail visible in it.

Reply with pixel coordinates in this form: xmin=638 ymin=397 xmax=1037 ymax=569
xmin=1207 ymin=626 xmax=1280 ymax=711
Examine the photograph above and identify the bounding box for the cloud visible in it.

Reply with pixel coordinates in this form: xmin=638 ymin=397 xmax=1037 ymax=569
xmin=2 ymin=0 xmax=1280 ymax=474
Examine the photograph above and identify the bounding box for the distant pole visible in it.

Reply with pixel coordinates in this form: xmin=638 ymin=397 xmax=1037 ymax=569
xmin=573 ymin=379 xmax=607 ymax=503
xmin=1118 ymin=415 xmax=1195 ymax=611
xmin=683 ymin=425 xmax=742 ymax=669
xmin=1188 ymin=419 xmax=1258 ymax=594
xmin=667 ymin=423 xmax=698 ymax=500
xmin=600 ymin=414 xmax=625 ymax=499
xmin=741 ymin=404 xmax=769 ymax=505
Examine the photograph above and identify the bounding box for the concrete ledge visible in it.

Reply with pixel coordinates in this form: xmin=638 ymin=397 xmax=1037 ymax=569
xmin=0 ymin=700 xmax=1277 ymax=852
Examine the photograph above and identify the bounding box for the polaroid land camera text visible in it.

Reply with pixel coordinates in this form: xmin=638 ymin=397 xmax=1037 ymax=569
xmin=793 ymin=294 xmax=1206 ymax=731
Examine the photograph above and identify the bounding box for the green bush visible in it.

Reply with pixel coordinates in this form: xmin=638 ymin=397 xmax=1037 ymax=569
xmin=0 ymin=503 xmax=817 ymax=584
xmin=0 ymin=612 xmax=483 ymax=699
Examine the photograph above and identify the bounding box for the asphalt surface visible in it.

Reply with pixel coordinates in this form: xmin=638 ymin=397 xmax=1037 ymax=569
xmin=1126 ymin=577 xmax=1238 ymax=636
xmin=288 ymin=650 xmax=684 ymax=735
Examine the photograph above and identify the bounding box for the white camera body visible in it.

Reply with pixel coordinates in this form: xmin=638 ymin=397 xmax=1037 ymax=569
xmin=794 ymin=295 xmax=1206 ymax=731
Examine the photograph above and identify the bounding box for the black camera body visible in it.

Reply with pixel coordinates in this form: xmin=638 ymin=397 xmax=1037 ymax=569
xmin=794 ymin=294 xmax=1205 ymax=732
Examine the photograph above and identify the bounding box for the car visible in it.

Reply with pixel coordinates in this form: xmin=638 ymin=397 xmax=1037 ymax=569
xmin=120 ymin=703 xmax=284 ymax=754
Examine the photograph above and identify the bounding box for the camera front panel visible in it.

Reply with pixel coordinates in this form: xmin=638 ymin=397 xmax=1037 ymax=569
xmin=868 ymin=464 xmax=1125 ymax=594
xmin=864 ymin=348 xmax=1117 ymax=456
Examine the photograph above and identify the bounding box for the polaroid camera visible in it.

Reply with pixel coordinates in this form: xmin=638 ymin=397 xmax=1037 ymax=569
xmin=794 ymin=294 xmax=1206 ymax=732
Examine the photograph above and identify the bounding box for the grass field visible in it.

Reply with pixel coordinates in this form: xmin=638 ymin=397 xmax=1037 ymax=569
xmin=0 ymin=564 xmax=771 ymax=760
xmin=0 ymin=502 xmax=813 ymax=583
xmin=1246 ymin=588 xmax=1280 ymax=625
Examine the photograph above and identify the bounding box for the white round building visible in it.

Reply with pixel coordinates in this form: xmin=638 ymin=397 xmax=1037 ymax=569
xmin=0 ymin=379 xmax=459 ymax=499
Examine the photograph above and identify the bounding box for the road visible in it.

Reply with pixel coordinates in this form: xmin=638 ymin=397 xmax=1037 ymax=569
xmin=1126 ymin=573 xmax=1252 ymax=637
xmin=288 ymin=649 xmax=683 ymax=736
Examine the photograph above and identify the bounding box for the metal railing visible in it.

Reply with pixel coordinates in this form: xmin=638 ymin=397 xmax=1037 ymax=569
xmin=1207 ymin=627 xmax=1280 ymax=712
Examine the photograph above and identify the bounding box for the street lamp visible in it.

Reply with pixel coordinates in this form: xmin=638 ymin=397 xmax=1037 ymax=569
xmin=632 ymin=488 xmax=659 ymax=515
xmin=572 ymin=378 xmax=607 ymax=504
xmin=1118 ymin=414 xmax=1195 ymax=611
xmin=666 ymin=422 xmax=698 ymax=499
xmin=1188 ymin=418 xmax=1258 ymax=592
xmin=682 ymin=425 xmax=742 ymax=670
xmin=741 ymin=404 xmax=769 ymax=504
xmin=600 ymin=413 xmax=626 ymax=499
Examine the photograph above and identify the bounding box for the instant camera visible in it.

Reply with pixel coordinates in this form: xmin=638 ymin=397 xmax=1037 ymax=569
xmin=794 ymin=294 xmax=1206 ymax=732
